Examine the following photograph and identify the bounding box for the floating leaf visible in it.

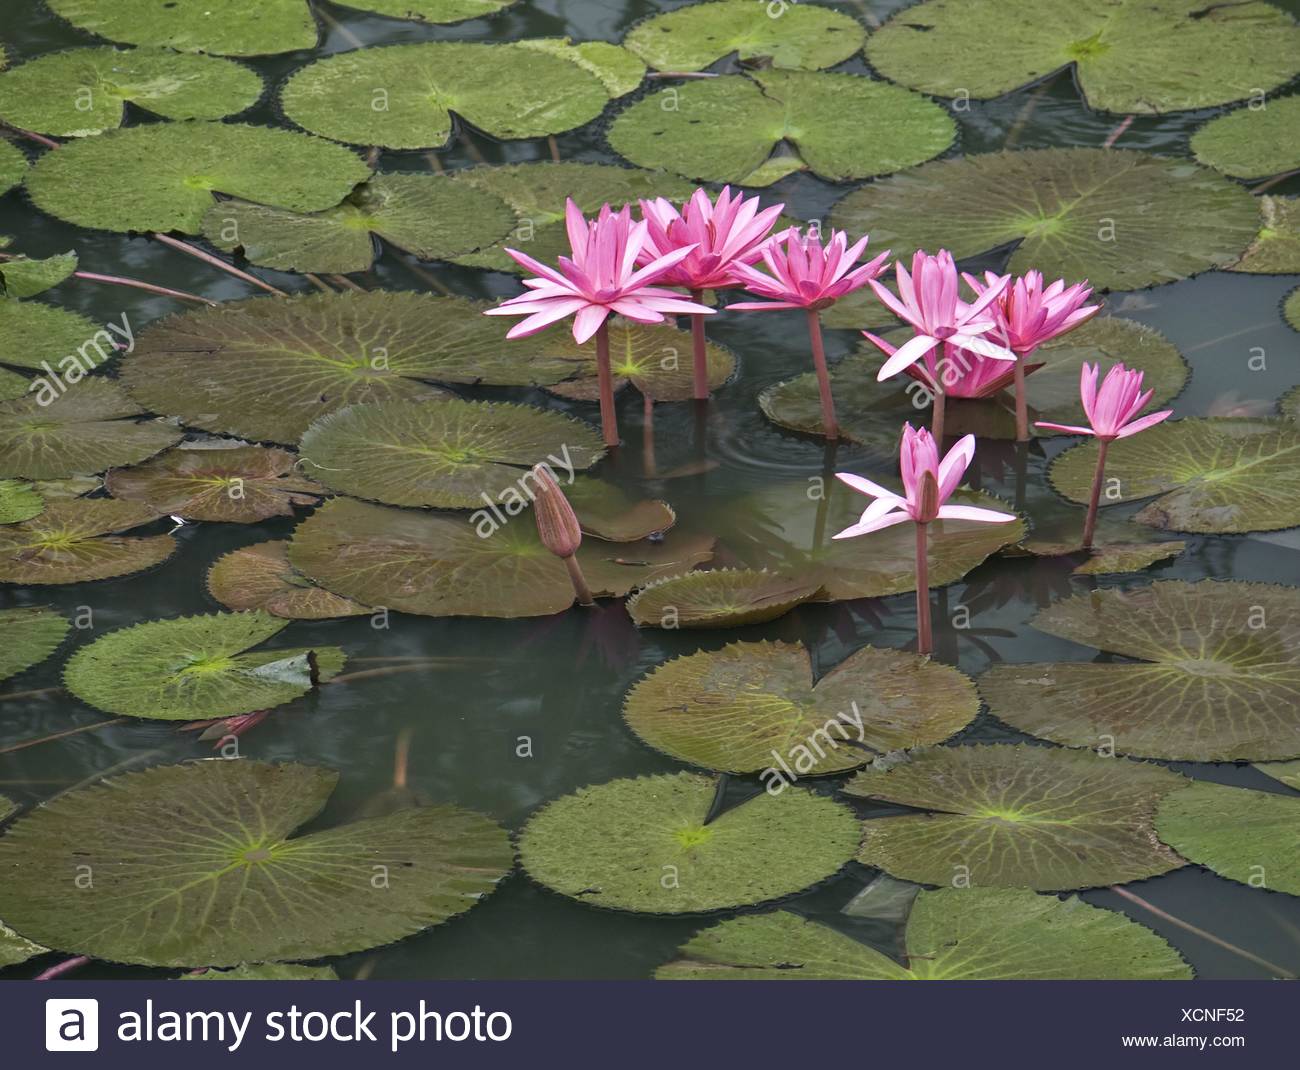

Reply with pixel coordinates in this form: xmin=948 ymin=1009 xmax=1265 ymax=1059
xmin=288 ymin=496 xmax=714 ymax=618
xmin=1049 ymin=418 xmax=1300 ymax=533
xmin=519 ymin=771 xmax=858 ymax=913
xmin=624 ymin=640 xmax=977 ymax=774
xmin=0 ymin=606 xmax=69 ymax=683
xmin=516 ymin=38 xmax=645 ymax=98
xmin=623 ymin=0 xmax=865 ymax=71
xmin=0 ymin=299 xmax=106 ymax=371
xmin=1191 ymin=97 xmax=1300 ymax=179
xmin=1029 ymin=539 xmax=1185 ymax=576
xmin=565 ymin=476 xmax=675 ymax=542
xmin=0 ymin=379 xmax=181 ymax=480
xmin=0 ymin=139 xmax=25 ymax=196
xmin=201 ymin=173 xmax=516 ymax=274
xmin=0 ymin=252 xmax=78 ymax=299
xmin=0 ymin=919 xmax=46 ymax=969
xmin=0 ymin=498 xmax=173 ymax=584
xmin=1254 ymin=761 xmax=1300 ymax=791
xmin=299 ymin=399 xmax=604 ymax=509
xmin=0 ymin=760 xmax=513 ymax=966
xmin=980 ymin=581 xmax=1300 ymax=762
xmin=0 ymin=47 xmax=263 ymax=137
xmin=1230 ymin=197 xmax=1300 ymax=275
xmin=207 ymin=541 xmax=369 ymax=620
xmin=1156 ymin=781 xmax=1300 ymax=897
xmin=864 ymin=0 xmax=1300 ymax=115
xmin=657 ymin=888 xmax=1192 ymax=980
xmin=0 ymin=368 xmax=29 ymax=402
xmin=846 ymin=744 xmax=1186 ymax=890
xmin=830 ymin=149 xmax=1259 ymax=291
xmin=0 ymin=479 xmax=44 ymax=524
xmin=1286 ymin=287 xmax=1300 ymax=331
xmin=281 ymin=42 xmax=614 ymax=150
xmin=182 ymin=963 xmax=338 ymax=981
xmin=609 ymin=71 xmax=954 ymax=186
xmin=44 ymin=0 xmax=319 ymax=56
xmin=626 ymin=569 xmax=819 ymax=628
xmin=26 ymin=121 xmax=371 ymax=234
xmin=337 ymin=0 xmax=516 ymax=24
xmin=64 ymin=610 xmax=345 ymax=720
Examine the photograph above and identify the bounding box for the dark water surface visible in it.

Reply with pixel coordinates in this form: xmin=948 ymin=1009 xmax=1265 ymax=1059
xmin=1 ymin=0 xmax=1298 ymax=980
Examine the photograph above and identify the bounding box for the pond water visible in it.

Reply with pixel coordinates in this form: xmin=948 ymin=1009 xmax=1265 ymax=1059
xmin=1 ymin=0 xmax=1298 ymax=981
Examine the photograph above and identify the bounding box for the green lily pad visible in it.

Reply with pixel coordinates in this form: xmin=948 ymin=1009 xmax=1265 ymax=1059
xmin=979 ymin=581 xmax=1300 ymax=762
xmin=337 ymin=0 xmax=516 ymax=24
xmin=299 ymin=399 xmax=604 ymax=510
xmin=25 ymin=121 xmax=371 ymax=234
xmin=0 ymin=760 xmax=513 ymax=966
xmin=1156 ymin=781 xmax=1300 ymax=897
xmin=0 ymin=498 xmax=174 ymax=584
xmin=0 ymin=299 xmax=106 ymax=372
xmin=0 ymin=920 xmax=46 ymax=969
xmin=450 ymin=162 xmax=697 ymax=275
xmin=0 ymin=139 xmax=25 ymax=196
xmin=0 ymin=379 xmax=182 ymax=480
xmin=1230 ymin=197 xmax=1300 ymax=274
xmin=207 ymin=540 xmax=370 ymax=620
xmin=830 ymin=149 xmax=1260 ymax=291
xmin=1254 ymin=761 xmax=1300 ymax=791
xmin=519 ymin=771 xmax=858 ymax=913
xmin=846 ymin=744 xmax=1186 ymax=890
xmin=64 ymin=610 xmax=345 ymax=720
xmin=0 ymin=252 xmax=78 ymax=299
xmin=1191 ymin=97 xmax=1300 ymax=179
xmin=287 ymin=496 xmax=714 ymax=618
xmin=0 ymin=479 xmax=44 ymax=524
xmin=280 ymin=42 xmax=614 ymax=150
xmin=515 ymin=38 xmax=645 ymax=98
xmin=201 ymin=173 xmax=516 ymax=275
xmin=657 ymin=888 xmax=1192 ymax=980
xmin=182 ymin=963 xmax=338 ymax=981
xmin=0 ymin=47 xmax=263 ymax=137
xmin=818 ymin=283 xmax=902 ymax=332
xmin=609 ymin=71 xmax=955 ymax=186
xmin=1049 ymin=418 xmax=1300 ymax=533
xmin=626 ymin=569 xmax=820 ymax=628
xmin=623 ymin=0 xmax=866 ymax=71
xmin=0 ymin=606 xmax=69 ymax=683
xmin=45 ymin=0 xmax=319 ymax=56
xmin=865 ymin=0 xmax=1300 ymax=115
xmin=565 ymin=476 xmax=675 ymax=542
xmin=1288 ymin=287 xmax=1300 ymax=331
xmin=624 ymin=640 xmax=978 ymax=774
xmin=1039 ymin=539 xmax=1186 ymax=576
xmin=0 ymin=368 xmax=29 ymax=402
xmin=106 ymin=444 xmax=323 ymax=523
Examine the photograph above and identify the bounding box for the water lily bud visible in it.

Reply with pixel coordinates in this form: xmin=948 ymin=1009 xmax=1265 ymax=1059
xmin=531 ymin=465 xmax=582 ymax=559
xmin=918 ymin=471 xmax=940 ymax=524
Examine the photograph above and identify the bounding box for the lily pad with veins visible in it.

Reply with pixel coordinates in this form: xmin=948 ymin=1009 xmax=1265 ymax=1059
xmin=207 ymin=541 xmax=370 ymax=620
xmin=0 ymin=606 xmax=69 ymax=683
xmin=0 ymin=760 xmax=513 ymax=966
xmin=0 ymin=498 xmax=174 ymax=584
xmin=0 ymin=299 xmax=106 ymax=372
xmin=0 ymin=479 xmax=44 ymax=524
xmin=0 ymin=368 xmax=29 ymax=402
xmin=979 ymin=581 xmax=1300 ymax=762
xmin=1229 ymin=197 xmax=1300 ymax=275
xmin=1191 ymin=97 xmax=1300 ymax=180
xmin=623 ymin=639 xmax=978 ymax=774
xmin=0 ymin=252 xmax=78 ymax=299
xmin=625 ymin=569 xmax=820 ymax=629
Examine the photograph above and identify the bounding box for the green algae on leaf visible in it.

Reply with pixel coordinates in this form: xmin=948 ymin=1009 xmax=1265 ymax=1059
xmin=1191 ymin=97 xmax=1300 ymax=180
xmin=625 ymin=569 xmax=819 ymax=629
xmin=830 ymin=149 xmax=1260 ymax=291
xmin=0 ymin=760 xmax=513 ymax=966
xmin=846 ymin=744 xmax=1186 ymax=890
xmin=979 ymin=581 xmax=1300 ymax=762
xmin=0 ymin=139 xmax=26 ymax=196
xmin=0 ymin=606 xmax=69 ymax=683
xmin=0 ymin=47 xmax=264 ymax=137
xmin=519 ymin=771 xmax=858 ymax=913
xmin=0 ymin=498 xmax=174 ymax=585
xmin=623 ymin=640 xmax=977 ymax=774
xmin=1230 ymin=197 xmax=1300 ymax=275
xmin=45 ymin=0 xmax=319 ymax=56
xmin=299 ymin=399 xmax=604 ymax=510
xmin=657 ymin=888 xmax=1192 ymax=980
xmin=0 ymin=252 xmax=78 ymax=299
xmin=608 ymin=71 xmax=954 ymax=186
xmin=0 ymin=479 xmax=44 ymax=524
xmin=182 ymin=963 xmax=339 ymax=981
xmin=25 ymin=121 xmax=371 ymax=235
xmin=1156 ymin=781 xmax=1300 ymax=897
xmin=0 ymin=299 xmax=105 ymax=372
xmin=207 ymin=541 xmax=370 ymax=620
xmin=864 ymin=0 xmax=1300 ymax=115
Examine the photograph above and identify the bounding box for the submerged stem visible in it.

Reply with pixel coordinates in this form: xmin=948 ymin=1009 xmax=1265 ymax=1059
xmin=690 ymin=289 xmax=709 ymax=400
xmin=564 ymin=555 xmax=595 ymax=607
xmin=1013 ymin=352 xmax=1029 ymax=442
xmin=642 ymin=392 xmax=657 ymax=477
xmin=805 ymin=308 xmax=838 ymax=440
xmin=1082 ymin=438 xmax=1111 ymax=549
xmin=151 ymin=233 xmax=287 ymax=297
xmin=73 ymin=270 xmax=217 ymax=306
xmin=915 ymin=521 xmax=932 ymax=655
xmin=594 ymin=319 xmax=619 ymax=447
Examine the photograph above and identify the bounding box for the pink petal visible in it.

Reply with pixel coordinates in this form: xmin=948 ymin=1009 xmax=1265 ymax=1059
xmin=935 ymin=504 xmax=1017 ymax=524
xmin=878 ymin=333 xmax=939 ymax=380
xmin=572 ymin=304 xmax=611 ymax=344
xmin=831 ymin=511 xmax=910 ymax=540
xmin=1034 ymin=421 xmax=1095 ymax=435
xmin=1116 ymin=410 xmax=1173 ymax=437
xmin=835 ymin=471 xmax=903 ymax=501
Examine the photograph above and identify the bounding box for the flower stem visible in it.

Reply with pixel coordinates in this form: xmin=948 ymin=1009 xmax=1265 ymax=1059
xmin=642 ymin=392 xmax=657 ymax=477
xmin=915 ymin=521 xmax=932 ymax=655
xmin=564 ymin=555 xmax=595 ymax=606
xmin=690 ymin=289 xmax=709 ymax=400
xmin=805 ymin=308 xmax=838 ymax=440
xmin=931 ymin=349 xmax=947 ymax=445
xmin=35 ymin=955 xmax=90 ymax=981
xmin=1082 ymin=438 xmax=1110 ymax=549
xmin=151 ymin=232 xmax=287 ymax=297
xmin=594 ymin=319 xmax=619 ymax=447
xmin=72 ymin=269 xmax=217 ymax=306
xmin=1013 ymin=352 xmax=1029 ymax=441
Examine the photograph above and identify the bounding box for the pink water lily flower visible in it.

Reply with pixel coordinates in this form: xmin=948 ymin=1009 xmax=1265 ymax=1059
xmin=862 ymin=335 xmax=1039 ymax=400
xmin=1036 ymin=361 xmax=1172 ymax=440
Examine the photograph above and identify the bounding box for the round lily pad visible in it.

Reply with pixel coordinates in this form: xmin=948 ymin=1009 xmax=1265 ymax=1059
xmin=280 ymin=42 xmax=613 ymax=150
xmin=0 ymin=606 xmax=68 ymax=683
xmin=0 ymin=139 xmax=25 ymax=196
xmin=106 ymin=444 xmax=323 ymax=523
xmin=45 ymin=0 xmax=319 ymax=56
xmin=182 ymin=963 xmax=338 ymax=981
xmin=864 ymin=0 xmax=1300 ymax=115
xmin=1254 ymin=761 xmax=1300 ymax=791
xmin=830 ymin=149 xmax=1260 ymax=291
xmin=201 ymin=173 xmax=516 ymax=274
xmin=624 ymin=640 xmax=978 ymax=774
xmin=288 ymin=496 xmax=715 ymax=618
xmin=609 ymin=71 xmax=954 ymax=186
xmin=299 ymin=399 xmax=604 ymax=510
xmin=0 ymin=47 xmax=263 ymax=137
xmin=518 ymin=771 xmax=859 ymax=913
xmin=122 ymin=291 xmax=581 ymax=445
xmin=1191 ymin=97 xmax=1300 ymax=179
xmin=846 ymin=744 xmax=1186 ymax=890
xmin=1049 ymin=418 xmax=1300 ymax=534
xmin=514 ymin=38 xmax=646 ymax=98
xmin=1230 ymin=196 xmax=1300 ymax=275
xmin=1156 ymin=781 xmax=1300 ymax=897
xmin=0 ymin=379 xmax=182 ymax=480
xmin=0 ymin=252 xmax=78 ymax=299
xmin=623 ymin=0 xmax=865 ymax=71
xmin=64 ymin=610 xmax=346 ymax=721
xmin=980 ymin=581 xmax=1300 ymax=762
xmin=0 ymin=498 xmax=174 ymax=584
xmin=626 ymin=569 xmax=820 ymax=629
xmin=0 ymin=479 xmax=43 ymax=524
xmin=207 ymin=541 xmax=370 ymax=620
xmin=564 ymin=477 xmax=675 ymax=542
xmin=337 ymin=0 xmax=516 ymax=23
xmin=25 ymin=121 xmax=371 ymax=235
xmin=657 ymin=888 xmax=1192 ymax=980
xmin=0 ymin=299 xmax=105 ymax=372
xmin=0 ymin=760 xmax=513 ymax=966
